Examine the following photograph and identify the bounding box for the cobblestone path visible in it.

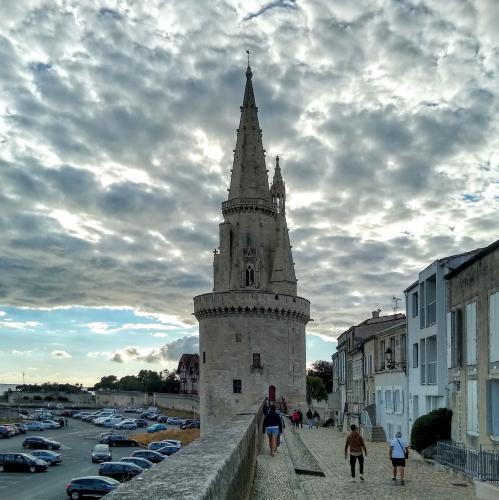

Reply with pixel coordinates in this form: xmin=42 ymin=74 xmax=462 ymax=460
xmin=296 ymin=427 xmax=475 ymax=500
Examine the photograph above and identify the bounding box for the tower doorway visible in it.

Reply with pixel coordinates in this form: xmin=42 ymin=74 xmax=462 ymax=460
xmin=269 ymin=385 xmax=276 ymax=402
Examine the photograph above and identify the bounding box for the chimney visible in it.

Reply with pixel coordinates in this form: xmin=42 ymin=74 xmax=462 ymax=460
xmin=372 ymin=309 xmax=381 ymax=318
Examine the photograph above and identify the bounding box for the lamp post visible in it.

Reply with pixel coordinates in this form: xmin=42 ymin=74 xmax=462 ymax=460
xmin=385 ymin=347 xmax=405 ymax=372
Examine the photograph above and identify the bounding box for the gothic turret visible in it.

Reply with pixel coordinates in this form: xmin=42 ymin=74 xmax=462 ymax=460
xmin=270 ymin=157 xmax=297 ymax=294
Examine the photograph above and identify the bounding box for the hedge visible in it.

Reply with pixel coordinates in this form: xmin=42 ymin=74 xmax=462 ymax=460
xmin=410 ymin=408 xmax=452 ymax=453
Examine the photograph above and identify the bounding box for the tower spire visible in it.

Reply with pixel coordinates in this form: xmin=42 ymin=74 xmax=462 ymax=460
xmin=228 ymin=64 xmax=271 ymax=200
xmin=271 ymin=155 xmax=286 ymax=214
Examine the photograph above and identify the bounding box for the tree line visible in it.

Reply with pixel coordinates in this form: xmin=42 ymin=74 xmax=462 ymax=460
xmin=91 ymin=369 xmax=179 ymax=394
xmin=13 ymin=383 xmax=84 ymax=393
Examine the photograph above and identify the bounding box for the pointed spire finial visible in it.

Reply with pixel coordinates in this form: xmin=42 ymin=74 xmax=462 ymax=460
xmin=246 ymin=50 xmax=252 ymax=78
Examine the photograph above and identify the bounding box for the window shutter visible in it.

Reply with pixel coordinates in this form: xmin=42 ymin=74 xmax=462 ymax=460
xmin=491 ymin=292 xmax=499 ymax=363
xmin=466 ymin=302 xmax=477 ymax=365
xmin=446 ymin=312 xmax=452 ymax=369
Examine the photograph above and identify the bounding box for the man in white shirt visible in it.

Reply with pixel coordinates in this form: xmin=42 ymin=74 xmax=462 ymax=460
xmin=389 ymin=431 xmax=409 ymax=485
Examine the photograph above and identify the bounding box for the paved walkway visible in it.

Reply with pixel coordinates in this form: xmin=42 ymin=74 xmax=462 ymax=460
xmin=296 ymin=427 xmax=475 ymax=500
xmin=252 ymin=433 xmax=297 ymax=500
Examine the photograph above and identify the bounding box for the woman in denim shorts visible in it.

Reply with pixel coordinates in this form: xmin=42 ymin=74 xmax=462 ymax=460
xmin=262 ymin=404 xmax=283 ymax=456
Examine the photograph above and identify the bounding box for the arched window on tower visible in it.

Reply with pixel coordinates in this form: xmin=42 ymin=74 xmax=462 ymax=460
xmin=245 ymin=265 xmax=255 ymax=287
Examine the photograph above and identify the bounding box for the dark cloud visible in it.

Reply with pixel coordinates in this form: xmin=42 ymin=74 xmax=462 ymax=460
xmin=0 ymin=0 xmax=497 ymax=340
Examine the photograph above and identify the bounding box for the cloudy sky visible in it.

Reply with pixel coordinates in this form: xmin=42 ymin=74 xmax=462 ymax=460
xmin=1 ymin=0 xmax=498 ymax=386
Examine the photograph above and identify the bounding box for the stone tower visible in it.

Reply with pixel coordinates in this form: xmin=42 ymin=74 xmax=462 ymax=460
xmin=194 ymin=65 xmax=311 ymax=434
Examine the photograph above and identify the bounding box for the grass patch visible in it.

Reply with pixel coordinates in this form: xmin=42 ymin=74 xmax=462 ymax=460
xmin=131 ymin=428 xmax=200 ymax=447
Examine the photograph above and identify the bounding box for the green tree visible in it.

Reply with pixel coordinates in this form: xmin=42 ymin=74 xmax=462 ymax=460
xmin=137 ymin=370 xmax=163 ymax=393
xmin=306 ymin=375 xmax=328 ymax=404
xmin=93 ymin=375 xmax=118 ymax=391
xmin=118 ymin=375 xmax=143 ymax=392
xmin=160 ymin=369 xmax=180 ymax=393
xmin=307 ymin=360 xmax=334 ymax=393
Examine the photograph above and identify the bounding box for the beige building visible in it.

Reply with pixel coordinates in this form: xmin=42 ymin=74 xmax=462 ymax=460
xmin=446 ymin=239 xmax=499 ymax=448
xmin=194 ymin=65 xmax=311 ymax=434
xmin=331 ymin=311 xmax=405 ymax=429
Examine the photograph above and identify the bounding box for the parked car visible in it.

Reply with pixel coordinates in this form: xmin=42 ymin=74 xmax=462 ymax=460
xmin=12 ymin=423 xmax=27 ymax=434
xmin=114 ymin=420 xmax=137 ymax=430
xmin=47 ymin=402 xmax=56 ymax=409
xmin=92 ymin=444 xmax=112 ymax=463
xmin=0 ymin=452 xmax=48 ymax=473
xmin=166 ymin=417 xmax=184 ymax=425
xmin=134 ymin=419 xmax=148 ymax=428
xmin=98 ymin=431 xmax=115 ymax=443
xmin=156 ymin=415 xmax=168 ymax=423
xmin=120 ymin=456 xmax=154 ymax=469
xmin=40 ymin=419 xmax=60 ymax=429
xmin=98 ymin=462 xmax=143 ymax=481
xmin=130 ymin=449 xmax=165 ymax=463
xmin=56 ymin=403 xmax=65 ymax=410
xmin=71 ymin=404 xmax=80 ymax=410
xmin=25 ymin=421 xmax=45 ymax=431
xmin=61 ymin=410 xmax=73 ymax=417
xmin=161 ymin=439 xmax=183 ymax=447
xmin=103 ymin=435 xmax=138 ymax=447
xmin=156 ymin=444 xmax=182 ymax=456
xmin=30 ymin=450 xmax=62 ymax=465
xmin=2 ymin=425 xmax=16 ymax=437
xmin=0 ymin=426 xmax=11 ymax=439
xmin=180 ymin=420 xmax=200 ymax=430
xmin=66 ymin=476 xmax=119 ymax=499
xmin=22 ymin=436 xmax=61 ymax=450
xmin=146 ymin=423 xmax=167 ymax=433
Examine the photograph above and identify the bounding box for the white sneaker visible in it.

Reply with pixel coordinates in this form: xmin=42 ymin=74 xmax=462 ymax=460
xmin=351 ymin=478 xmax=356 ymax=482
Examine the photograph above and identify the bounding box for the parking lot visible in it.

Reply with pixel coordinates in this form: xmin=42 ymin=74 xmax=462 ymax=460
xmin=0 ymin=418 xmax=144 ymax=500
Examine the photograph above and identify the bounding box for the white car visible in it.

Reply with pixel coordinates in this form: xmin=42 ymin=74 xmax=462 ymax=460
xmin=166 ymin=417 xmax=183 ymax=425
xmin=161 ymin=439 xmax=183 ymax=447
xmin=41 ymin=420 xmax=60 ymax=429
xmin=114 ymin=420 xmax=137 ymax=430
xmin=25 ymin=421 xmax=44 ymax=431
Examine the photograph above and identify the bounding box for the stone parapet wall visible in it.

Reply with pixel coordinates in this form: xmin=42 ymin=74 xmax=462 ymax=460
xmin=95 ymin=391 xmax=151 ymax=407
xmin=107 ymin=401 xmax=263 ymax=500
xmin=7 ymin=391 xmax=95 ymax=404
xmin=194 ymin=290 xmax=310 ymax=324
xmin=153 ymin=393 xmax=199 ymax=414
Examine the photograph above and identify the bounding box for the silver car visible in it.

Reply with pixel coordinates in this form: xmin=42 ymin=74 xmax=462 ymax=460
xmin=92 ymin=444 xmax=112 ymax=463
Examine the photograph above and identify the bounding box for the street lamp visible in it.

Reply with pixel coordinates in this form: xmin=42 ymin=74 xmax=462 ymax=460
xmin=385 ymin=347 xmax=405 ymax=371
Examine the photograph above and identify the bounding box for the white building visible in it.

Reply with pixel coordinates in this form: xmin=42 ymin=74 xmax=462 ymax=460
xmin=405 ymin=250 xmax=479 ymax=434
xmin=371 ymin=321 xmax=408 ymax=441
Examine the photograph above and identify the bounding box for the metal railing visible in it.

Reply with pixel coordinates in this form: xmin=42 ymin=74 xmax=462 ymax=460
xmin=435 ymin=441 xmax=499 ymax=481
xmin=360 ymin=410 xmax=372 ymax=441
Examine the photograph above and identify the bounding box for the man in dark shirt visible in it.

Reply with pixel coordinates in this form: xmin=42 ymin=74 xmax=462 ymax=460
xmin=263 ymin=405 xmax=283 ymax=456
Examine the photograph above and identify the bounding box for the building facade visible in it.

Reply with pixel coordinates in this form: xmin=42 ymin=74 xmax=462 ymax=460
xmin=177 ymin=354 xmax=199 ymax=395
xmin=194 ymin=66 xmax=311 ymax=434
xmin=405 ymin=250 xmax=480 ymax=435
xmin=331 ymin=311 xmax=405 ymax=430
xmin=371 ymin=321 xmax=408 ymax=441
xmin=445 ymin=240 xmax=499 ymax=449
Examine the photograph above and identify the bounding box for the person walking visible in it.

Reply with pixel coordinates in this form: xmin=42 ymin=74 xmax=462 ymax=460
xmin=390 ymin=431 xmax=409 ymax=485
xmin=297 ymin=409 xmax=304 ymax=428
xmin=292 ymin=409 xmax=299 ymax=428
xmin=263 ymin=404 xmax=283 ymax=457
xmin=344 ymin=424 xmax=367 ymax=482
xmin=313 ymin=410 xmax=320 ymax=428
xmin=306 ymin=409 xmax=314 ymax=429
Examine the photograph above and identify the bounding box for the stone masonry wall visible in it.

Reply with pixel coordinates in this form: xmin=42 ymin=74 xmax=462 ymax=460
xmin=153 ymin=393 xmax=199 ymax=414
xmin=107 ymin=401 xmax=263 ymax=500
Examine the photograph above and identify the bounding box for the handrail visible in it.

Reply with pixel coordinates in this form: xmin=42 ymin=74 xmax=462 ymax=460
xmin=360 ymin=410 xmax=372 ymax=441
